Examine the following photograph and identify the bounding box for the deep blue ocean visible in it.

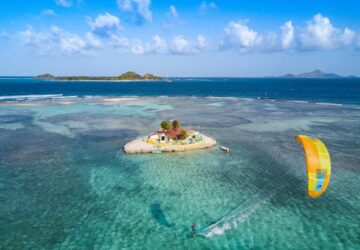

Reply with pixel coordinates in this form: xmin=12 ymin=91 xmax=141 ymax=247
xmin=0 ymin=77 xmax=359 ymax=249
xmin=0 ymin=77 xmax=360 ymax=104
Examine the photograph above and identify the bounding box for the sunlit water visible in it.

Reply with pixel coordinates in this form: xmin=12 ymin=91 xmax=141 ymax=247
xmin=0 ymin=96 xmax=359 ymax=249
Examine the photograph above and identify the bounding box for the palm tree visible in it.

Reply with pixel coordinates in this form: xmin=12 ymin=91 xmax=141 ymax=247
xmin=161 ymin=121 xmax=172 ymax=131
xmin=172 ymin=120 xmax=180 ymax=129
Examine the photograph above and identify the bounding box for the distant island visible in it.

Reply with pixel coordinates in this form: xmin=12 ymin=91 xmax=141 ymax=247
xmin=35 ymin=71 xmax=161 ymax=81
xmin=273 ymin=70 xmax=358 ymax=79
xmin=35 ymin=69 xmax=358 ymax=80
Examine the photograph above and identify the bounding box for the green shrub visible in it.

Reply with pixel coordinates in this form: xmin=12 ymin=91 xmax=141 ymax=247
xmin=178 ymin=129 xmax=188 ymax=140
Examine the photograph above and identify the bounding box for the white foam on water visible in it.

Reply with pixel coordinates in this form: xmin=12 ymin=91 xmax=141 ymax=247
xmin=208 ymin=102 xmax=226 ymax=107
xmin=206 ymin=96 xmax=239 ymax=101
xmin=315 ymin=102 xmax=343 ymax=107
xmin=83 ymin=95 xmax=102 ymax=99
xmin=285 ymin=100 xmax=309 ymax=104
xmin=199 ymin=175 xmax=297 ymax=238
xmin=49 ymin=95 xmax=78 ymax=100
xmin=0 ymin=122 xmax=24 ymax=130
xmin=0 ymin=94 xmax=64 ymax=101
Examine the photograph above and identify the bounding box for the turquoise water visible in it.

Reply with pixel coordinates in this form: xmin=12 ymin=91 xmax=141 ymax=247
xmin=0 ymin=97 xmax=359 ymax=249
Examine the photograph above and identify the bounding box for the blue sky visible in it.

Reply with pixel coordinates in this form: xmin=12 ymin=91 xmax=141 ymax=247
xmin=1 ymin=0 xmax=360 ymax=76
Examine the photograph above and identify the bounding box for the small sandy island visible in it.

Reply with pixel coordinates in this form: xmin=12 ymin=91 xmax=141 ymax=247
xmin=124 ymin=120 xmax=216 ymax=154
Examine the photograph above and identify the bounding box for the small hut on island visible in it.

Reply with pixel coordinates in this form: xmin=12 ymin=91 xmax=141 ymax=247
xmin=147 ymin=120 xmax=192 ymax=143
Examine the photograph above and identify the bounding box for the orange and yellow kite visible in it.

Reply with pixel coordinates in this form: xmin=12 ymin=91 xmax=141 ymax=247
xmin=295 ymin=135 xmax=331 ymax=198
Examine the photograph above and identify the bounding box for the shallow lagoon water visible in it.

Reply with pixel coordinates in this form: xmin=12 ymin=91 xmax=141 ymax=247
xmin=0 ymin=97 xmax=359 ymax=249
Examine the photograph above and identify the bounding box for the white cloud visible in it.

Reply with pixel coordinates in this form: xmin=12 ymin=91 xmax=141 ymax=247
xmin=87 ymin=13 xmax=122 ymax=37
xmin=130 ymin=39 xmax=146 ymax=54
xmin=164 ymin=5 xmax=181 ymax=29
xmin=341 ymin=28 xmax=355 ymax=46
xmin=109 ymin=35 xmax=145 ymax=54
xmin=263 ymin=32 xmax=278 ymax=51
xmin=19 ymin=28 xmax=53 ymax=53
xmin=170 ymin=35 xmax=208 ymax=54
xmin=85 ymin=32 xmax=102 ymax=48
xmin=199 ymin=1 xmax=217 ymax=14
xmin=221 ymin=14 xmax=357 ymax=53
xmin=117 ymin=0 xmax=152 ymax=24
xmin=54 ymin=0 xmax=84 ymax=8
xmin=134 ymin=0 xmax=152 ymax=22
xmin=299 ymin=13 xmax=355 ymax=50
xmin=171 ymin=36 xmax=191 ymax=54
xmin=17 ymin=12 xmax=358 ymax=57
xmin=109 ymin=34 xmax=207 ymax=55
xmin=222 ymin=21 xmax=263 ymax=51
xmin=168 ymin=5 xmax=178 ymax=18
xmin=117 ymin=0 xmax=132 ymax=11
xmin=55 ymin=0 xmax=72 ymax=8
xmin=300 ymin=14 xmax=338 ymax=49
xmin=196 ymin=35 xmax=208 ymax=50
xmin=109 ymin=35 xmax=130 ymax=51
xmin=42 ymin=9 xmax=57 ymax=17
xmin=149 ymin=35 xmax=167 ymax=53
xmin=19 ymin=26 xmax=102 ymax=56
xmin=110 ymin=34 xmax=167 ymax=54
xmin=281 ymin=21 xmax=294 ymax=49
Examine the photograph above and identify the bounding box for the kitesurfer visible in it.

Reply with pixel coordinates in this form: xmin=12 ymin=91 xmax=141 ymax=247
xmin=191 ymin=223 xmax=197 ymax=235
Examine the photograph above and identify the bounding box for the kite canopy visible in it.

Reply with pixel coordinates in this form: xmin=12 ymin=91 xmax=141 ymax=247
xmin=295 ymin=135 xmax=331 ymax=198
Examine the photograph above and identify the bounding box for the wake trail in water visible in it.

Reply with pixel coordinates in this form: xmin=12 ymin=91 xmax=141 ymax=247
xmin=199 ymin=174 xmax=298 ymax=238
